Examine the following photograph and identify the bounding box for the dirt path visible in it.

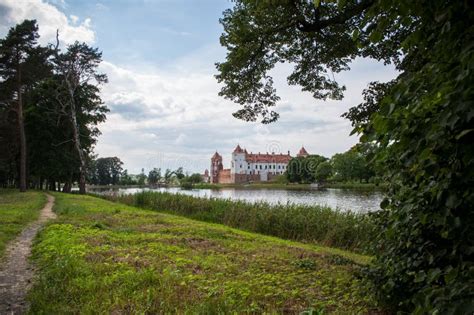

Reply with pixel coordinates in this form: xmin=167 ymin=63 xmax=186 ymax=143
xmin=0 ymin=194 xmax=56 ymax=315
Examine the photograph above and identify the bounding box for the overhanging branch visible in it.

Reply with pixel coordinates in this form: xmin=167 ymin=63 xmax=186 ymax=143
xmin=292 ymin=0 xmax=375 ymax=32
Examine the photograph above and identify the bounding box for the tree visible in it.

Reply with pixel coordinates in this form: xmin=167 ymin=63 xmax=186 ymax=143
xmin=315 ymin=161 xmax=332 ymax=183
xmin=217 ymin=0 xmax=473 ymax=311
xmin=187 ymin=173 xmax=202 ymax=184
xmin=137 ymin=168 xmax=147 ymax=186
xmin=95 ymin=157 xmax=123 ymax=185
xmin=119 ymin=169 xmax=136 ymax=186
xmin=148 ymin=168 xmax=162 ymax=186
xmin=0 ymin=20 xmax=50 ymax=191
xmin=174 ymin=167 xmax=185 ymax=180
xmin=0 ymin=21 xmax=108 ymax=192
xmin=286 ymin=155 xmax=326 ymax=183
xmin=52 ymin=41 xmax=108 ymax=194
xmin=164 ymin=168 xmax=174 ymax=184
xmin=331 ymin=150 xmax=366 ymax=182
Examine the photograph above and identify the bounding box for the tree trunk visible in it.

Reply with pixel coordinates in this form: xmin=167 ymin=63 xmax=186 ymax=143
xmin=17 ymin=65 xmax=27 ymax=192
xmin=48 ymin=179 xmax=56 ymax=191
xmin=68 ymin=89 xmax=86 ymax=194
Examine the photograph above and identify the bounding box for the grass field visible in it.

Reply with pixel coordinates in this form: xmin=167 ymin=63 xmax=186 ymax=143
xmin=28 ymin=193 xmax=379 ymax=313
xmin=0 ymin=189 xmax=45 ymax=258
xmin=102 ymin=191 xmax=375 ymax=253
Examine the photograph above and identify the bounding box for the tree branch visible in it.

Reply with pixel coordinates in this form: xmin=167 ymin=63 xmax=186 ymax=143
xmin=293 ymin=0 xmax=375 ymax=33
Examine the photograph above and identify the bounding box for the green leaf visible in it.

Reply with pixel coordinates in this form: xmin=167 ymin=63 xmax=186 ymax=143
xmin=369 ymin=30 xmax=383 ymax=43
xmin=337 ymin=0 xmax=347 ymax=10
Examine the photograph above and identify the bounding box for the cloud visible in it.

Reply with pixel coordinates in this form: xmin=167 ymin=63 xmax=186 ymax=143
xmin=0 ymin=0 xmax=398 ymax=174
xmin=94 ymin=53 xmax=397 ymax=174
xmin=0 ymin=0 xmax=95 ymax=45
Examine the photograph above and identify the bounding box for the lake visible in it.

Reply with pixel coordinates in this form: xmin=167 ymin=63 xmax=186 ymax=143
xmin=90 ymin=187 xmax=384 ymax=213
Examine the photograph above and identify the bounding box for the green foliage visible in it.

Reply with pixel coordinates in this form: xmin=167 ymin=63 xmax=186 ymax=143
xmin=136 ymin=168 xmax=147 ymax=186
xmin=29 ymin=192 xmax=378 ymax=313
xmin=187 ymin=173 xmax=203 ymax=184
xmin=147 ymin=168 xmax=161 ymax=186
xmin=180 ymin=173 xmax=203 ymax=189
xmin=216 ymin=1 xmax=357 ymax=123
xmin=89 ymin=157 xmax=123 ymax=185
xmin=0 ymin=20 xmax=108 ymax=192
xmin=359 ymin=2 xmax=474 ymax=312
xmin=286 ymin=155 xmax=327 ymax=183
xmin=314 ymin=161 xmax=332 ymax=183
xmin=118 ymin=169 xmax=136 ymax=186
xmin=0 ymin=189 xmax=45 ymax=257
xmin=174 ymin=167 xmax=185 ymax=180
xmin=217 ymin=0 xmax=474 ymax=311
xmin=103 ymin=191 xmax=375 ymax=253
xmin=0 ymin=20 xmax=51 ymax=191
xmin=331 ymin=149 xmax=370 ymax=183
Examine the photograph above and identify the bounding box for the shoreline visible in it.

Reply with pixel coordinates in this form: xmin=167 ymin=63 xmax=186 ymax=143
xmin=85 ymin=182 xmax=387 ymax=191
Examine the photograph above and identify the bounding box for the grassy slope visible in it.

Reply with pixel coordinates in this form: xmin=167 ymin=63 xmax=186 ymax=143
xmin=105 ymin=191 xmax=375 ymax=253
xmin=29 ymin=193 xmax=378 ymax=314
xmin=0 ymin=189 xmax=45 ymax=258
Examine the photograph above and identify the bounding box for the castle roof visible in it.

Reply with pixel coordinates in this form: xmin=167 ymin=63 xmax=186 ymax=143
xmin=245 ymin=152 xmax=292 ymax=163
xmin=233 ymin=144 xmax=244 ymax=153
xmin=297 ymin=146 xmax=309 ymax=157
xmin=211 ymin=151 xmax=222 ymax=160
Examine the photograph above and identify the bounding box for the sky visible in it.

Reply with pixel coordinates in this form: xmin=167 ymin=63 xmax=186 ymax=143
xmin=0 ymin=0 xmax=397 ymax=174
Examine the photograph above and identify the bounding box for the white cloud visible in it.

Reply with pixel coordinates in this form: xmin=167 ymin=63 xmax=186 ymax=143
xmin=69 ymin=14 xmax=79 ymax=24
xmin=0 ymin=0 xmax=95 ymax=45
xmin=0 ymin=0 xmax=398 ymax=174
xmin=95 ymin=53 xmax=397 ymax=174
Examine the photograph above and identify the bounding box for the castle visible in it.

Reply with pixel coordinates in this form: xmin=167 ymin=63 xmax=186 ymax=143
xmin=208 ymin=144 xmax=309 ymax=184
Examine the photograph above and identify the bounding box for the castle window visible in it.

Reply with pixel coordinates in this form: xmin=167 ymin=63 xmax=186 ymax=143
xmin=259 ymin=165 xmax=262 ymax=170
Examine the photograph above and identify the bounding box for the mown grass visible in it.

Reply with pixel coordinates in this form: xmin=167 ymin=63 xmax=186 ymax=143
xmin=0 ymin=189 xmax=46 ymax=258
xmin=103 ymin=191 xmax=375 ymax=253
xmin=29 ymin=193 xmax=380 ymax=314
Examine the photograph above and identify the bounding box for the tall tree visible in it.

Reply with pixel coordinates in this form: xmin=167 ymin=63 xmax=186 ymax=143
xmin=217 ymin=0 xmax=473 ymax=312
xmin=95 ymin=157 xmax=123 ymax=185
xmin=0 ymin=20 xmax=49 ymax=191
xmin=148 ymin=168 xmax=162 ymax=186
xmin=52 ymin=41 xmax=108 ymax=194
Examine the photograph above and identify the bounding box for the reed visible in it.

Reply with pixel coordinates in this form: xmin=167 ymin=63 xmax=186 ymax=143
xmin=102 ymin=191 xmax=375 ymax=253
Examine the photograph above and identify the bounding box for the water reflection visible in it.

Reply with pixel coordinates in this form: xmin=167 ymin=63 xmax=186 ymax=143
xmin=91 ymin=187 xmax=384 ymax=213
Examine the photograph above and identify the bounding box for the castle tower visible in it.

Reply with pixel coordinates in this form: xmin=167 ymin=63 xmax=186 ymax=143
xmin=210 ymin=151 xmax=223 ymax=183
xmin=231 ymin=144 xmax=247 ymax=175
xmin=297 ymin=146 xmax=309 ymax=157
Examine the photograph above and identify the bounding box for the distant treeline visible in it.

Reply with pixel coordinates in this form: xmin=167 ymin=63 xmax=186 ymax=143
xmin=0 ymin=20 xmax=107 ymax=193
xmin=285 ymin=143 xmax=382 ymax=185
xmin=87 ymin=157 xmax=203 ymax=188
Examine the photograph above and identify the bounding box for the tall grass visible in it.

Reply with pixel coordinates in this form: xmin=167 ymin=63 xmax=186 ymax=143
xmin=102 ymin=191 xmax=375 ymax=253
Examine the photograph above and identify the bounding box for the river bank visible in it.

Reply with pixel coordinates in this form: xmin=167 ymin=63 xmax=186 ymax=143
xmin=86 ymin=181 xmax=387 ymax=191
xmin=100 ymin=191 xmax=376 ymax=253
xmin=27 ymin=192 xmax=380 ymax=313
